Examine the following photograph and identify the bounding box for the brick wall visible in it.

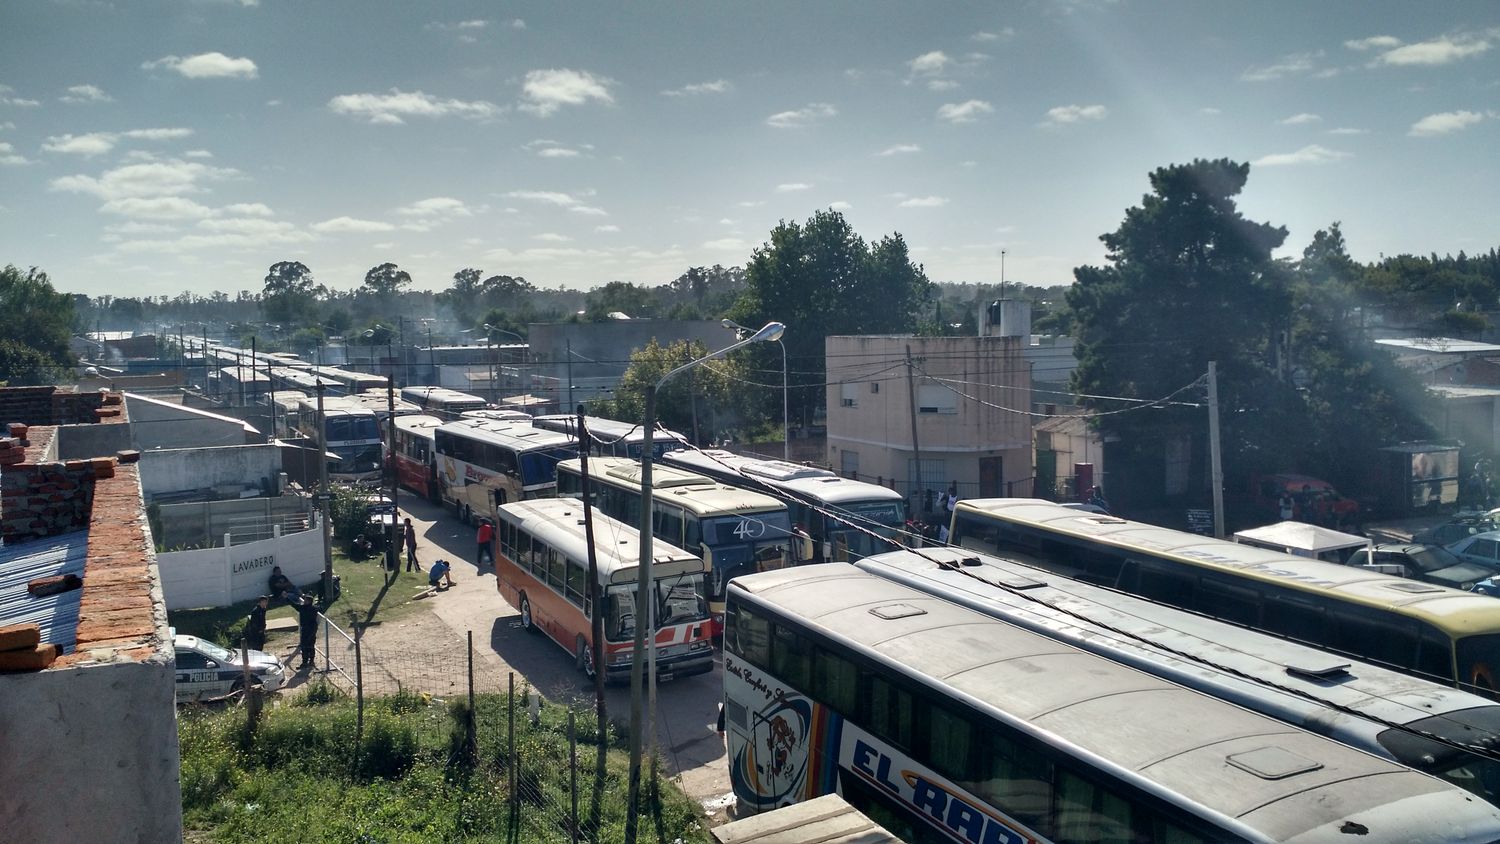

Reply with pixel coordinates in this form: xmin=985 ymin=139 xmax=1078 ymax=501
xmin=0 ymin=386 xmax=121 ymax=426
xmin=0 ymin=460 xmax=101 ymax=542
xmin=60 ymin=457 xmax=159 ymax=661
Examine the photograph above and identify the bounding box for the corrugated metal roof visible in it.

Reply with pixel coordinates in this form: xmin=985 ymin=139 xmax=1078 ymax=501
xmin=0 ymin=532 xmax=89 ymax=654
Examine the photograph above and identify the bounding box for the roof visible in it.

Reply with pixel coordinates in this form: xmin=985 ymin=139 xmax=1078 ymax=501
xmin=1233 ymin=521 xmax=1369 ymax=553
xmin=1431 ymin=384 xmax=1500 ymax=399
xmin=564 ymin=456 xmax=788 ymax=516
xmin=438 ymin=418 xmax=576 ymax=451
xmin=1377 ymin=338 xmax=1500 ymax=355
xmin=712 ymin=794 xmax=901 ymax=844
xmin=0 ymin=532 xmax=89 ymax=654
xmin=495 ymin=498 xmax=699 ymax=580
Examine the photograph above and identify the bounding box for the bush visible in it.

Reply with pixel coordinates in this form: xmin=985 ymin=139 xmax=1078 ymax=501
xmin=357 ymin=715 xmax=418 ymax=780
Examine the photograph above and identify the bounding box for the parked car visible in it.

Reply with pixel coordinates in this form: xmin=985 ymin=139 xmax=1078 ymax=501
xmin=173 ymin=633 xmax=285 ymax=703
xmin=1346 ymin=543 xmax=1494 ymax=591
xmin=1446 ymin=530 xmax=1500 ymax=573
xmin=1252 ymin=473 xmax=1359 ymax=527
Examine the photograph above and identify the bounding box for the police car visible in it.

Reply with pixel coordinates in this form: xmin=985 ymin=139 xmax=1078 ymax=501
xmin=173 ymin=632 xmax=286 ymax=703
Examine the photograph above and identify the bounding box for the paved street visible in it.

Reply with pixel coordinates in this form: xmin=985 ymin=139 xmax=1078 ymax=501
xmin=377 ymin=492 xmax=733 ymax=818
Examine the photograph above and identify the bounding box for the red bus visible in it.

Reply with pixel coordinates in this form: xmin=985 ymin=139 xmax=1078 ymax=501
xmin=393 ymin=414 xmax=444 ymax=502
xmin=494 ymin=498 xmax=714 ymax=681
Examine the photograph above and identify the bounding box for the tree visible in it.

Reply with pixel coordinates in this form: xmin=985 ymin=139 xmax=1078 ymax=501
xmin=602 ymin=338 xmax=769 ymax=444
xmin=1068 ymin=159 xmax=1299 ymax=505
xmin=262 ymin=261 xmax=324 ymax=326
xmin=0 ymin=265 xmax=74 ymax=384
xmin=730 ymin=210 xmax=931 ymax=427
xmin=361 ymin=263 xmax=412 ymax=299
xmin=583 ymin=281 xmax=654 ymax=320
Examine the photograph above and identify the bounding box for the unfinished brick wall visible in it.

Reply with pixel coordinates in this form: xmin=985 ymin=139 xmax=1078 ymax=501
xmin=62 ymin=457 xmax=159 ymax=661
xmin=1 ymin=460 xmax=99 ymax=543
xmin=0 ymin=386 xmax=120 ymax=426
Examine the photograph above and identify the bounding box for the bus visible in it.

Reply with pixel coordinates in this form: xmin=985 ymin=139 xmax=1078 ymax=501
xmin=495 ymin=498 xmax=714 ymax=681
xmin=270 ymin=391 xmax=308 ymax=439
xmin=856 ymin=546 xmax=1500 ymax=806
xmin=346 ymin=390 xmax=423 ymax=428
xmin=216 ymin=365 xmax=268 ymax=404
xmin=393 ymin=414 xmax=444 ymax=502
xmin=310 ymin=365 xmax=386 ymax=396
xmin=434 ymin=418 xmax=577 ymax=524
xmin=556 ymin=456 xmax=792 ymax=633
xmin=533 ymin=415 xmax=688 ymax=459
xmin=402 ymin=386 xmax=489 ymax=419
xmin=724 ymin=564 xmax=1500 ymax=843
xmin=662 ymin=449 xmax=907 ymax=564
xmin=461 ymin=408 xmax=533 ymax=423
xmin=950 ymin=498 xmax=1500 ymax=698
xmin=295 ymin=395 xmax=383 ymax=484
xmin=269 ymin=366 xmax=323 ymax=396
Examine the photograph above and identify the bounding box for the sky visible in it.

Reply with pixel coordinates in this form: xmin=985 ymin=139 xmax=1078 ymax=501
xmin=2 ymin=0 xmax=1498 ymax=300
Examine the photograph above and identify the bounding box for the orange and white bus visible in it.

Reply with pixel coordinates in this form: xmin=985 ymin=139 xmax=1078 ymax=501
xmin=392 ymin=414 xmax=444 ymax=502
xmin=494 ymin=498 xmax=715 ymax=681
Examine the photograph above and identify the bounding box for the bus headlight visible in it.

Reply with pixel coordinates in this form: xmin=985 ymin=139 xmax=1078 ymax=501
xmin=690 ymin=640 xmax=712 ymax=653
xmin=611 ymin=653 xmax=634 ymax=666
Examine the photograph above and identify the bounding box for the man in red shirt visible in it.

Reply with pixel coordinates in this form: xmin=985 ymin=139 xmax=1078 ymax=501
xmin=476 ymin=519 xmax=495 ymax=567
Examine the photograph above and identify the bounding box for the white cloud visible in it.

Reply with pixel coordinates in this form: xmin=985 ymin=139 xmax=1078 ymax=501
xmin=1279 ymin=112 xmax=1322 ymax=125
xmin=899 ymin=196 xmax=949 ymax=208
xmin=142 ymin=52 xmax=259 ymax=80
xmin=937 ymin=99 xmax=993 ymax=124
xmin=1041 ymin=104 xmax=1107 ymax=127
xmin=0 ymin=85 xmax=40 ymax=107
xmin=100 ymin=196 xmax=215 ymax=221
xmin=0 ymin=141 xmax=28 ymax=166
xmin=60 ymin=84 xmax=112 ymax=104
xmin=123 ymin=127 xmax=195 ymax=140
xmin=909 ymin=51 xmax=950 ymax=76
xmin=196 ymin=217 xmax=298 ymax=235
xmin=328 ymin=88 xmax=500 ymax=124
xmin=533 ymin=232 xmax=572 ymax=242
xmin=42 ymin=132 xmax=118 ymax=157
xmin=311 ymin=216 xmax=396 ymax=233
xmin=703 ymin=238 xmax=748 ymax=251
xmin=736 ymin=200 xmax=765 ymax=208
xmin=504 ymin=189 xmax=607 ymax=216
xmin=1241 ymin=52 xmax=1321 ymax=82
xmin=766 ymin=102 xmax=837 ymax=128
xmin=595 ymin=224 xmax=620 ymax=233
xmin=827 ymin=201 xmax=852 ymax=211
xmin=220 ymin=202 xmax=273 ymax=217
xmin=1378 ymin=36 xmax=1491 ymax=66
xmin=1252 ymin=144 xmax=1350 ymax=166
xmin=775 ymin=183 xmax=811 ymax=192
xmin=878 ymin=143 xmax=921 ymax=156
xmin=395 ymin=196 xmax=474 ymax=218
xmin=460 ymin=19 xmax=487 ymax=29
xmin=511 ymin=19 xmax=526 ymax=29
xmin=927 ymin=79 xmax=960 ymax=92
xmin=50 ymin=159 xmax=237 ymax=199
xmin=537 ymin=147 xmax=580 ymax=158
xmin=971 ymin=28 xmax=1014 ymax=42
xmin=1345 ymin=35 xmax=1401 ymax=51
xmin=1409 ymin=110 xmax=1484 ymax=137
xmin=1327 ymin=127 xmax=1368 ymax=135
xmin=184 ymin=149 xmax=214 ymax=158
xmin=662 ymin=79 xmax=731 ymax=97
xmin=1198 ymin=107 xmax=1222 ymax=116
xmin=518 ymin=68 xmax=615 ymax=117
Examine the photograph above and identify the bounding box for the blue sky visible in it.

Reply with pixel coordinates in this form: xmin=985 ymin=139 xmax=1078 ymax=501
xmin=2 ymin=1 xmax=1497 ymax=299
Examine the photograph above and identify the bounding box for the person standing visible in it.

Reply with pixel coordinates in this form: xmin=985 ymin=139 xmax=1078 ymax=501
xmin=476 ymin=519 xmax=495 ymax=567
xmin=244 ymin=595 xmax=268 ymax=651
xmin=1278 ymin=492 xmax=1295 ymax=521
xmin=403 ymin=518 xmax=420 ymax=572
xmin=296 ymin=595 xmax=319 ymax=670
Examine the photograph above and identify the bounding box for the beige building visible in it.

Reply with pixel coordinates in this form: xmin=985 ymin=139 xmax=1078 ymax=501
xmin=825 ymin=335 xmax=1033 ymax=508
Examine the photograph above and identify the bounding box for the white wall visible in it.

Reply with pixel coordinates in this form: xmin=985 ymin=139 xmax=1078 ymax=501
xmin=139 ymin=443 xmax=282 ymax=499
xmin=125 ymin=392 xmax=257 ymax=449
xmin=157 ymin=519 xmax=324 ymax=609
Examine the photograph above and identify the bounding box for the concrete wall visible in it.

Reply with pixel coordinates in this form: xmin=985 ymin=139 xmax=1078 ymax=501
xmin=140 ymin=443 xmax=282 ymax=501
xmin=55 ymin=420 xmax=133 ymax=460
xmin=154 ymin=496 xmax=311 ymax=549
xmin=158 ymin=518 xmax=324 ymax=609
xmin=0 ymin=650 xmax=181 ymax=844
xmin=125 ymin=392 xmax=257 ymax=450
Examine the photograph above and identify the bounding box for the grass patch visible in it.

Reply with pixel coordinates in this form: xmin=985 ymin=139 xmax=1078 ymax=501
xmin=170 ymin=552 xmax=430 ymax=648
xmin=179 ymin=692 xmax=710 ymax=843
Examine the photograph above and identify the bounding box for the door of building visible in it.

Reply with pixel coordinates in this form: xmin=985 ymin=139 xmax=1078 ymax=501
xmin=979 ymin=456 xmax=1003 ymax=497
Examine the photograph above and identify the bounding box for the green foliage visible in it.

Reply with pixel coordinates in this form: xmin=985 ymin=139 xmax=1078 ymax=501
xmin=1440 ymin=309 xmax=1490 ymax=335
xmin=731 ymin=210 xmax=932 ymax=427
xmin=0 ymin=265 xmax=74 ymax=383
xmin=584 ymin=280 xmax=656 ymax=320
xmin=261 ymin=261 xmax=324 ymax=327
xmin=328 ymin=484 xmax=373 ymax=544
xmin=361 ymin=263 xmax=413 ymax=304
xmin=606 ymin=338 xmax=767 ymax=443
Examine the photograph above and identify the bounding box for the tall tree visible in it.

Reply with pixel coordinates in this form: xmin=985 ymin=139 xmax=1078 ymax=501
xmin=361 ymin=262 xmax=412 ymax=299
xmin=0 ymin=265 xmax=75 ymax=384
xmin=598 ymin=338 xmax=767 ymax=444
xmin=1068 ymin=159 xmax=1299 ymax=504
xmin=730 ymin=210 xmax=931 ymax=427
xmin=261 ymin=261 xmax=323 ymax=326
xmin=583 ymin=281 xmax=655 ymax=320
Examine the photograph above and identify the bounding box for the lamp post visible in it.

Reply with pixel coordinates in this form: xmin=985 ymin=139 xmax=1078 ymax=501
xmin=722 ymin=318 xmax=789 ymax=460
xmin=483 ymin=324 xmax=526 ymax=404
xmin=624 ymin=321 xmax=785 ymax=843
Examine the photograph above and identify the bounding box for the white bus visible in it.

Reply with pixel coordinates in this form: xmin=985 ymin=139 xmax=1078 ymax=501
xmin=295 ymin=395 xmax=382 ymax=484
xmin=346 ymin=390 xmax=423 ymax=428
xmin=393 ymin=414 xmax=444 ymax=502
xmin=556 ymin=456 xmax=792 ymax=634
xmin=856 ymin=546 xmax=1500 ymax=807
xmin=434 ymin=418 xmax=576 ymax=524
xmin=401 ymin=386 xmax=489 ymax=419
xmin=724 ymin=564 xmax=1500 ymax=843
xmin=532 ymin=415 xmax=688 ymax=460
xmin=662 ymin=449 xmax=907 ymax=564
xmin=495 ymin=498 xmax=714 ymax=681
xmin=461 ymin=408 xmax=533 ymax=423
xmin=269 ymin=390 xmax=308 ymax=439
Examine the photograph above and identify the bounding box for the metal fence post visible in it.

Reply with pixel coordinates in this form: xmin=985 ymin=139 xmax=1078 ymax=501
xmin=569 ymin=710 xmax=579 ymax=844
xmin=323 ymin=618 xmax=330 ymax=674
xmin=466 ymin=630 xmax=477 ymax=765
xmin=508 ymin=671 xmax=516 ymax=817
xmin=353 ymin=627 xmax=364 ymax=776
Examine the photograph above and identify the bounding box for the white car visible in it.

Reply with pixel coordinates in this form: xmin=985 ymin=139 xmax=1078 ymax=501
xmin=173 ymin=633 xmax=285 ymax=703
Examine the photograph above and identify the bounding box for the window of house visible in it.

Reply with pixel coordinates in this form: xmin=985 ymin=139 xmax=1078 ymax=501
xmin=840 ymin=382 xmax=859 ymax=408
xmin=917 ymin=384 xmax=957 ymax=414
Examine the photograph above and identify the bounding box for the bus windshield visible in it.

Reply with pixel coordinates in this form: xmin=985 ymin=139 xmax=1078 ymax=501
xmin=332 ymin=444 xmax=382 ymax=474
xmin=835 ymin=499 xmax=907 ymax=527
xmin=1379 ymin=708 xmax=1500 ymax=803
xmin=700 ymin=512 xmax=793 ymax=546
xmin=326 ymin=416 xmax=379 ymax=442
xmin=605 ymin=574 xmax=707 ymax=641
xmin=1459 ymin=634 xmax=1500 ymax=694
xmin=519 ymin=447 xmax=576 ymax=486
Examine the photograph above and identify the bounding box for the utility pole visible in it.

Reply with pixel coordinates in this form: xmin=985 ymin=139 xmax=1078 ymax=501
xmin=905 ymin=345 xmax=926 ymax=512
xmin=625 ymin=386 xmax=655 ymax=844
xmin=317 ymin=380 xmax=334 ymax=600
xmin=565 ymin=339 xmax=574 ymax=413
xmin=576 ymin=410 xmax=605 ymax=722
xmin=1208 ymin=361 xmax=1225 ymax=539
xmin=385 ymin=357 xmax=400 ymax=579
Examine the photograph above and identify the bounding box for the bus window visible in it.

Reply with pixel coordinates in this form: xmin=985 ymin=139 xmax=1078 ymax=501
xmin=1263 ymin=593 xmax=1326 ymax=644
xmin=810 ymin=647 xmax=857 ymax=715
xmin=1199 ymin=577 xmax=1260 ymax=627
xmin=1458 ymin=634 xmax=1500 ymax=693
xmin=565 ymin=559 xmax=586 ymax=608
xmin=530 ymin=539 xmax=550 ymax=579
xmin=1137 ymin=562 xmax=1194 ymax=607
xmin=729 ymin=604 xmax=770 ymax=669
xmin=970 ymin=733 xmax=1053 ymax=837
xmin=1329 ymin=606 xmax=1418 ymax=670
xmin=547 ymin=546 xmax=566 ymax=590
xmin=770 ymin=623 xmax=811 ymax=690
xmin=655 ymin=506 xmax=685 ymax=547
xmin=1416 ymin=624 xmax=1454 ymax=682
xmin=1055 ymin=769 xmax=1135 ymax=843
xmin=926 ymin=704 xmax=975 ymax=784
xmin=865 ymin=674 xmax=913 ymax=752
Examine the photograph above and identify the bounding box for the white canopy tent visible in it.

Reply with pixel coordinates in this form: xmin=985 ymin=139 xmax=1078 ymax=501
xmin=1232 ymin=521 xmax=1370 ymax=564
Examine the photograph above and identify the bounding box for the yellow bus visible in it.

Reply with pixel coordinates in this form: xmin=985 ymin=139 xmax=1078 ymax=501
xmin=951 ymin=498 xmax=1500 ymax=697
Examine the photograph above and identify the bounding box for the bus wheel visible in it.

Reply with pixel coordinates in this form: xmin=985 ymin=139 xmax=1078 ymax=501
xmin=519 ymin=593 xmax=535 ymax=632
xmin=576 ymin=636 xmax=595 ymax=678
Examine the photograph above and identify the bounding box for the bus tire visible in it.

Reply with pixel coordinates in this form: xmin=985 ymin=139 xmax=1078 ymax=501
xmin=519 ymin=593 xmax=535 ymax=633
xmin=1473 ymin=662 xmax=1496 ymax=691
xmin=576 ymin=636 xmax=595 ymax=678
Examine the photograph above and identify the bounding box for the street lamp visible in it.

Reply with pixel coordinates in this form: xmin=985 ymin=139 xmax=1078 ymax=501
xmin=625 ymin=321 xmax=785 ymax=838
xmin=722 ymin=317 xmax=789 ymax=460
xmin=483 ymin=324 xmax=527 ymax=404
